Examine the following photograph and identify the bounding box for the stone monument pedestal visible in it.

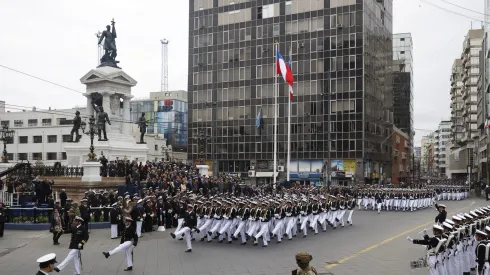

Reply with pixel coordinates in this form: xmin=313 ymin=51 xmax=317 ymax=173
xmin=196 ymin=165 xmax=209 ymax=177
xmin=64 ymin=66 xmax=148 ymax=165
xmin=81 ymin=161 xmax=102 ymax=182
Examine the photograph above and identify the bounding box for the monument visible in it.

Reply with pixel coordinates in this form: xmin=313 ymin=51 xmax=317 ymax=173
xmin=64 ymin=19 xmax=148 ymax=169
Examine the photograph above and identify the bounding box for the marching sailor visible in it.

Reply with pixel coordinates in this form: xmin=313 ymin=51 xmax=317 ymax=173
xmin=103 ymin=217 xmax=138 ymax=271
xmin=54 ymin=216 xmax=89 ymax=274
xmin=434 ymin=203 xmax=447 ymax=224
xmin=171 ymin=203 xmax=198 ymax=252
xmin=36 ymin=253 xmax=57 ymax=275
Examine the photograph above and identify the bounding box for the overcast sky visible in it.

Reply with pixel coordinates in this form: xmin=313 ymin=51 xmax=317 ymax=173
xmin=0 ymin=0 xmax=486 ymax=146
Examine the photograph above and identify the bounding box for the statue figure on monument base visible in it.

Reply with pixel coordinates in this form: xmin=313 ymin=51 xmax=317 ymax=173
xmin=137 ymin=112 xmax=149 ymax=144
xmin=91 ymin=95 xmax=111 ymax=141
xmin=98 ymin=18 xmax=120 ymax=68
xmin=68 ymin=111 xmax=82 ymax=142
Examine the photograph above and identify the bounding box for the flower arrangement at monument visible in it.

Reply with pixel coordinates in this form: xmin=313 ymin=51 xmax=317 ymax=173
xmin=88 ymin=152 xmax=97 ymax=160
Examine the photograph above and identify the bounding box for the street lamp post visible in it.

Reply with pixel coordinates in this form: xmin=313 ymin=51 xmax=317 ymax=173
xmin=0 ymin=125 xmax=15 ymax=163
xmin=80 ymin=116 xmax=97 ymax=162
xmin=193 ymin=128 xmax=211 ymax=165
xmin=161 ymin=145 xmax=169 ymax=162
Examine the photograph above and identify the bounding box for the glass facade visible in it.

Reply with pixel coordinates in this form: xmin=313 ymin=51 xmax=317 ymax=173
xmin=130 ymin=98 xmax=188 ymax=148
xmin=188 ymin=0 xmax=393 ymax=183
xmin=392 ymin=33 xmax=413 ymax=144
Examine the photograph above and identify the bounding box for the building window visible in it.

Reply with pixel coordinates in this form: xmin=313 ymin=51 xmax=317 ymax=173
xmin=285 ymin=1 xmax=292 ymax=15
xmin=32 ymin=152 xmax=43 ymax=160
xmin=28 ymin=119 xmax=38 ymax=126
xmin=155 ymin=145 xmax=158 ymax=151
xmin=61 ymin=152 xmax=67 ymax=160
xmin=62 ymin=135 xmax=71 ymax=142
xmin=14 ymin=120 xmax=23 ymax=127
xmin=42 ymin=119 xmax=52 ymax=126
xmin=349 ymin=55 xmax=356 ymax=69
xmin=19 ymin=136 xmax=28 ymax=144
xmin=47 ymin=135 xmax=57 ymax=143
xmin=18 ymin=153 xmax=27 ymax=160
xmin=47 ymin=152 xmax=57 ymax=160
xmin=33 ymin=136 xmax=43 ymax=143
xmin=6 ymin=153 xmax=13 ymax=161
xmin=256 ymin=65 xmax=262 ymax=78
xmin=349 ymin=140 xmax=355 ymax=151
xmin=0 ymin=120 xmax=9 ymax=127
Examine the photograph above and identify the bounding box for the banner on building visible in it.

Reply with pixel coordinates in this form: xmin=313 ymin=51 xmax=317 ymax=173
xmin=344 ymin=160 xmax=356 ymax=177
xmin=331 ymin=160 xmax=344 ymax=172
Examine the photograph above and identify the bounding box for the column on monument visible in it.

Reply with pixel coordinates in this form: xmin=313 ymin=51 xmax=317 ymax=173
xmin=122 ymin=95 xmax=132 ymax=135
xmin=86 ymin=95 xmax=94 ymax=117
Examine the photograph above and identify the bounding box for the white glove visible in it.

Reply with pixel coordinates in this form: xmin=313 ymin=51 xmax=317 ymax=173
xmin=407 ymin=236 xmax=413 ymax=243
xmin=423 ymin=228 xmax=428 ymax=236
xmin=78 ymin=243 xmax=82 ymax=248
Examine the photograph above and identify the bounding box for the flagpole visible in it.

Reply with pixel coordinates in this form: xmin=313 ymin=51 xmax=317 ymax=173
xmin=287 ymin=46 xmax=292 ymax=183
xmin=273 ymin=41 xmax=278 ymax=186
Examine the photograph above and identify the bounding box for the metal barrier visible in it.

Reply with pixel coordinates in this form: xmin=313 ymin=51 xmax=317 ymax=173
xmin=0 ymin=191 xmax=13 ymax=206
xmin=4 ymin=206 xmax=114 ymax=224
xmin=6 ymin=207 xmax=52 ymax=224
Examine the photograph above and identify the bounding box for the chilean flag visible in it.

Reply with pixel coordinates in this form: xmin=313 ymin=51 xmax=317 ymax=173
xmin=276 ymin=51 xmax=294 ymax=100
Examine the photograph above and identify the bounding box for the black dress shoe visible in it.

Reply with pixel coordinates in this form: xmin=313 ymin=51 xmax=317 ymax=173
xmin=207 ymin=240 xmax=212 ymax=243
xmin=170 ymin=233 xmax=176 ymax=239
xmin=240 ymin=242 xmax=246 ymax=245
xmin=288 ymin=238 xmax=292 ymax=240
xmin=218 ymin=240 xmax=223 ymax=243
xmin=191 ymin=238 xmax=195 ymax=241
xmin=54 ymin=267 xmax=60 ymax=273
xmin=253 ymin=243 xmax=258 ymax=246
xmin=185 ymin=249 xmax=192 ymax=253
xmin=277 ymin=241 xmax=281 ymax=244
xmin=262 ymin=245 xmax=268 ymax=247
xmin=303 ymin=235 xmax=307 ymax=238
xmin=227 ymin=241 xmax=232 ymax=244
xmin=200 ymin=238 xmax=205 ymax=242
xmin=124 ymin=266 xmax=133 ymax=271
xmin=103 ymin=252 xmax=110 ymax=258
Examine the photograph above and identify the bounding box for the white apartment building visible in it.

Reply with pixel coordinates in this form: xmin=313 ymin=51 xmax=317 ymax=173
xmin=450 ymin=59 xmax=464 ymax=142
xmin=461 ymin=29 xmax=483 ymax=143
xmin=449 ymin=29 xmax=483 ymax=181
xmin=434 ymin=121 xmax=451 ymax=176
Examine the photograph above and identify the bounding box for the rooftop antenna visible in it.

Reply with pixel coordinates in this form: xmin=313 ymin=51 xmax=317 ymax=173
xmin=160 ymin=39 xmax=170 ymax=92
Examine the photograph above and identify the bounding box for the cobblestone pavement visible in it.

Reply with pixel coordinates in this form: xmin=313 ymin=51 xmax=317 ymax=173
xmin=0 ymin=198 xmax=485 ymax=275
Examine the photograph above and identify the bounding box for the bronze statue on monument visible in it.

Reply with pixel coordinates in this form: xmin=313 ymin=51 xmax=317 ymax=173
xmin=91 ymin=94 xmax=111 ymax=141
xmin=68 ymin=111 xmax=82 ymax=142
xmin=98 ymin=18 xmax=120 ymax=68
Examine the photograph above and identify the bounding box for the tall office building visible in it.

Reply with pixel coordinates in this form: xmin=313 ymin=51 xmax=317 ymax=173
xmin=392 ymin=33 xmax=413 ymax=142
xmin=188 ymin=0 xmax=393 ymax=184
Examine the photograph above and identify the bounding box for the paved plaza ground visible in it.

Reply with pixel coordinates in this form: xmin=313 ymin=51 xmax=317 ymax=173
xmin=0 ymin=198 xmax=486 ymax=275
